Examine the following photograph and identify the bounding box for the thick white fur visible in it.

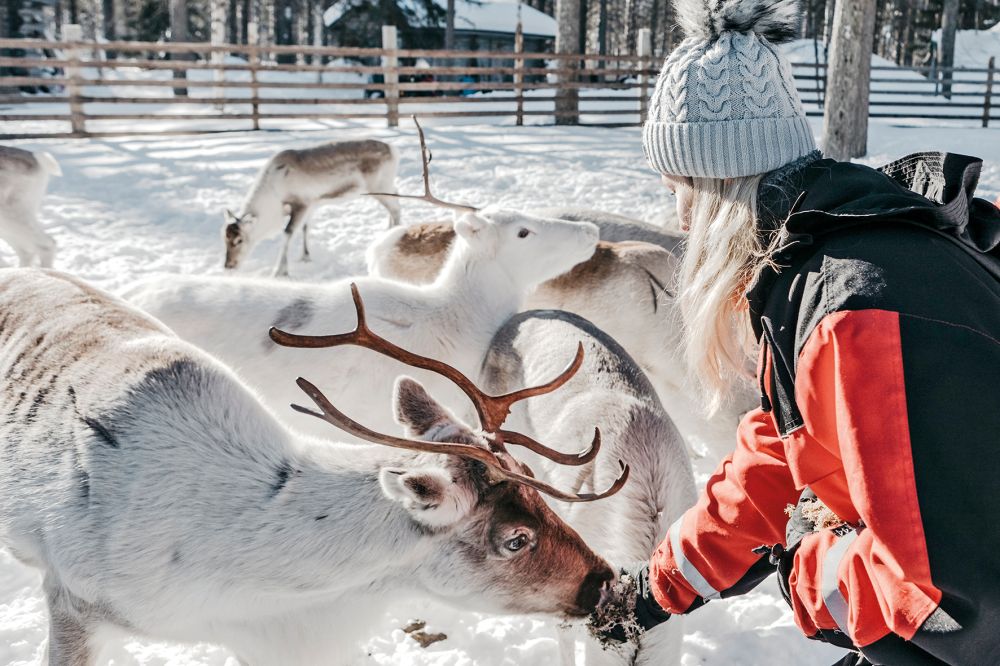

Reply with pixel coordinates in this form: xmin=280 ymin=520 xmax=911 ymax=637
xmin=481 ymin=310 xmax=698 ymax=666
xmin=126 ymin=208 xmax=599 ymax=442
xmin=674 ymin=0 xmax=801 ymax=43
xmin=226 ymin=140 xmax=401 ymax=276
xmin=0 ymin=147 xmax=59 ymax=268
xmin=366 ymin=211 xmax=753 ymax=456
xmin=0 ymin=269 xmax=607 ymax=665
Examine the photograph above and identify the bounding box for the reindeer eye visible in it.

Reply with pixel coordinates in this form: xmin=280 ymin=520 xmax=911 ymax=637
xmin=505 ymin=534 xmax=528 ymax=552
xmin=517 ymin=228 xmax=531 ymax=239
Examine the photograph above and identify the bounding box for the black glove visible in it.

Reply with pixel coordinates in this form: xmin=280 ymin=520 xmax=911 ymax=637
xmin=754 ymin=488 xmax=858 ymax=651
xmin=592 ymin=561 xmax=672 ymax=644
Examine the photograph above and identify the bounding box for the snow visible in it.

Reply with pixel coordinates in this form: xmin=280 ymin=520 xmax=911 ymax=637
xmin=0 ymin=117 xmax=998 ymax=664
xmin=781 ymin=39 xmax=996 ymax=124
xmin=324 ymin=0 xmax=557 ymax=38
xmin=932 ymin=28 xmax=1000 ymax=69
xmin=445 ymin=0 xmax=556 ymax=38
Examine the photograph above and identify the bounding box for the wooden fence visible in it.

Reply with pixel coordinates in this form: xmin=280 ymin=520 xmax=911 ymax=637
xmin=791 ymin=58 xmax=998 ymax=127
xmin=0 ymin=34 xmax=657 ymax=139
xmin=1 ymin=35 xmax=997 ymax=140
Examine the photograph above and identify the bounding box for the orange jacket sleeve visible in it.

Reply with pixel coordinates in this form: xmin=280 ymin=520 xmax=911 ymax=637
xmin=648 ymin=405 xmax=801 ymax=613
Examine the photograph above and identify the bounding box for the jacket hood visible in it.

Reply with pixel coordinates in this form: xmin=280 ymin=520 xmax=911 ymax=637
xmin=748 ymin=151 xmax=1000 ymax=337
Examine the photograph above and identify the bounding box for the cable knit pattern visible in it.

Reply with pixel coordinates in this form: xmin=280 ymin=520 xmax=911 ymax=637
xmin=642 ymin=21 xmax=816 ymax=178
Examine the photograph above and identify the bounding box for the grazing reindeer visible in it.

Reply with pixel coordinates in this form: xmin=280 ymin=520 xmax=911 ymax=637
xmin=223 ymin=139 xmax=401 ymax=277
xmin=481 ymin=309 xmax=697 ymax=666
xmin=0 ymin=146 xmax=60 ymax=268
xmin=0 ymin=269 xmax=625 ymax=665
xmin=127 ymin=123 xmax=600 ymax=444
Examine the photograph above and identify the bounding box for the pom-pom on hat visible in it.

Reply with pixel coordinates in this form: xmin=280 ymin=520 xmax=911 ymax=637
xmin=642 ymin=0 xmax=816 ymax=179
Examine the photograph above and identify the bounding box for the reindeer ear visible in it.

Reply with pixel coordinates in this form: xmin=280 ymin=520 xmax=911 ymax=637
xmin=394 ymin=376 xmax=476 ymax=443
xmin=379 ymin=467 xmax=475 ymax=528
xmin=453 ymin=212 xmax=487 ymax=241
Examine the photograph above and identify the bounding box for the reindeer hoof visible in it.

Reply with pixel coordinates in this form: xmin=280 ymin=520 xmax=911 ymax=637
xmin=300 ymin=253 xmax=312 ymax=263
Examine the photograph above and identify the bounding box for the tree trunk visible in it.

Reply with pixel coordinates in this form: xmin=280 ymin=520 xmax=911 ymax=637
xmin=940 ymin=0 xmax=960 ymax=98
xmin=823 ymin=0 xmax=836 ymax=44
xmin=445 ymin=0 xmax=455 ymax=49
xmin=555 ymin=0 xmax=580 ymax=125
xmin=169 ymin=0 xmax=188 ymax=96
xmin=822 ymin=0 xmax=876 ymax=159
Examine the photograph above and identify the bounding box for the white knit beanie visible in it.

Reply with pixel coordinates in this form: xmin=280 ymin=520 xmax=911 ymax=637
xmin=642 ymin=0 xmax=815 ymax=179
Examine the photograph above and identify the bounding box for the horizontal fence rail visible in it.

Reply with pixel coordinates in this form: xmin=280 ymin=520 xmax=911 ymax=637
xmin=0 ymin=35 xmax=656 ymax=138
xmin=0 ymin=37 xmax=996 ymax=139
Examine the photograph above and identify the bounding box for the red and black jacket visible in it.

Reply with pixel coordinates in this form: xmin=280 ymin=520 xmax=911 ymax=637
xmin=648 ymin=152 xmax=1000 ymax=665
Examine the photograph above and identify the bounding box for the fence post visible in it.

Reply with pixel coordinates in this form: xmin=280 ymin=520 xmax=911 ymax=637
xmin=514 ymin=21 xmax=524 ymax=126
xmin=637 ymin=28 xmax=652 ymax=125
xmin=62 ymin=24 xmax=87 ymax=137
xmin=984 ymin=56 xmax=995 ymax=129
xmin=210 ymin=0 xmax=226 ymax=111
xmin=248 ymin=21 xmax=260 ymax=131
xmin=382 ymin=25 xmax=399 ymax=128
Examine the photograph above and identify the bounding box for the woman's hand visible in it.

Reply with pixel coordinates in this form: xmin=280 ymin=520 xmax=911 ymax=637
xmin=590 ymin=561 xmax=672 ymax=644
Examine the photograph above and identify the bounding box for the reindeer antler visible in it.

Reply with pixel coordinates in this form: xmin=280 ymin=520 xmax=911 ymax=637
xmin=269 ymin=283 xmax=629 ymax=502
xmin=368 ymin=116 xmax=479 ymax=214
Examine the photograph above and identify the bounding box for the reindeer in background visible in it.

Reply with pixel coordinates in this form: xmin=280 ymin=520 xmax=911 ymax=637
xmin=0 ymin=146 xmax=61 ymax=268
xmin=223 ymin=139 xmax=401 ymax=277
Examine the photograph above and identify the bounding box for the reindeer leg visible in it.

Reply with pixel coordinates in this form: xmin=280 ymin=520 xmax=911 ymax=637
xmin=273 ymin=204 xmax=309 ymax=277
xmin=301 ymin=223 xmax=311 ymax=263
xmin=44 ymin=580 xmax=98 ymax=666
xmin=374 ymin=194 xmax=402 ymax=228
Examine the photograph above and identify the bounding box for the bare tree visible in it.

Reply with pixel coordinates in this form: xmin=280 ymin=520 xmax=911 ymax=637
xmin=170 ymin=0 xmax=189 ymax=96
xmin=940 ymin=0 xmax=960 ymax=98
xmin=822 ymin=0 xmax=876 ymax=159
xmin=555 ymin=0 xmax=580 ymax=125
xmin=445 ymin=0 xmax=455 ymax=49
xmin=823 ymin=0 xmax=836 ymax=44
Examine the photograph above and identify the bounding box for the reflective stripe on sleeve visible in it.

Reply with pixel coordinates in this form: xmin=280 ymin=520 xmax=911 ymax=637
xmin=821 ymin=530 xmax=859 ymax=635
xmin=668 ymin=518 xmax=721 ymax=600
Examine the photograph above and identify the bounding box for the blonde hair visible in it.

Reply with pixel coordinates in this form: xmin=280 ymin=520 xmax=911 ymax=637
xmin=677 ymin=174 xmax=779 ymax=414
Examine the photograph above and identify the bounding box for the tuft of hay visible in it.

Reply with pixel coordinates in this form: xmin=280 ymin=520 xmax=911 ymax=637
xmin=586 ymin=573 xmax=645 ymax=649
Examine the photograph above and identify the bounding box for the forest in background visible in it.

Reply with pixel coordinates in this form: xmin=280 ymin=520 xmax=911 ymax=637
xmin=4 ymin=0 xmax=1000 ymax=64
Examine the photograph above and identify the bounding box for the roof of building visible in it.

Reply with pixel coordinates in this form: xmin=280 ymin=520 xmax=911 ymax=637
xmin=324 ymin=1 xmax=556 ymax=38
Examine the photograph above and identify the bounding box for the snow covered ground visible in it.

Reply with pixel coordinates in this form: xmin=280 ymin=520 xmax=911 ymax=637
xmin=0 ymin=117 xmax=998 ymax=665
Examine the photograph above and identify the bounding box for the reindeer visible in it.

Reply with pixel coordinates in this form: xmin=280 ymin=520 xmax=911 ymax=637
xmin=127 ymin=122 xmax=600 ymax=445
xmin=223 ymin=139 xmax=401 ymax=277
xmin=0 ymin=146 xmax=60 ymax=268
xmin=368 ymin=221 xmax=750 ymax=457
xmin=368 ymin=226 xmax=686 ymax=395
xmin=365 ymin=214 xmax=686 ymax=390
xmin=481 ymin=309 xmax=697 ymax=666
xmin=0 ymin=269 xmax=627 ymax=665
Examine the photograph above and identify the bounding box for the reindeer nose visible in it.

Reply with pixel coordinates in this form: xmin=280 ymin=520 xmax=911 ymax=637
xmin=574 ymin=564 xmax=616 ymax=614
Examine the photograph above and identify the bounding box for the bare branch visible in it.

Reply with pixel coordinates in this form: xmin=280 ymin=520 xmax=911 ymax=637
xmin=367 ymin=116 xmax=479 ymax=213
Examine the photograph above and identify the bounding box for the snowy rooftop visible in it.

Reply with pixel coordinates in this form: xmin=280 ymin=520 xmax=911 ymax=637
xmin=324 ymin=1 xmax=556 ymax=38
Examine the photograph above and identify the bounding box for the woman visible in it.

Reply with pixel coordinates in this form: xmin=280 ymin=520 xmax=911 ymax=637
xmin=604 ymin=0 xmax=1000 ymax=663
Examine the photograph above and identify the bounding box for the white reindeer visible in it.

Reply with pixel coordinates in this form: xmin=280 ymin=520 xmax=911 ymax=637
xmin=367 ymin=217 xmax=752 ymax=457
xmin=482 ymin=309 xmax=698 ymax=666
xmin=126 ymin=207 xmax=599 ymax=444
xmin=368 ymin=223 xmax=686 ymax=396
xmin=0 ymin=268 xmax=625 ymax=666
xmin=223 ymin=139 xmax=401 ymax=277
xmin=0 ymin=145 xmax=60 ymax=268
